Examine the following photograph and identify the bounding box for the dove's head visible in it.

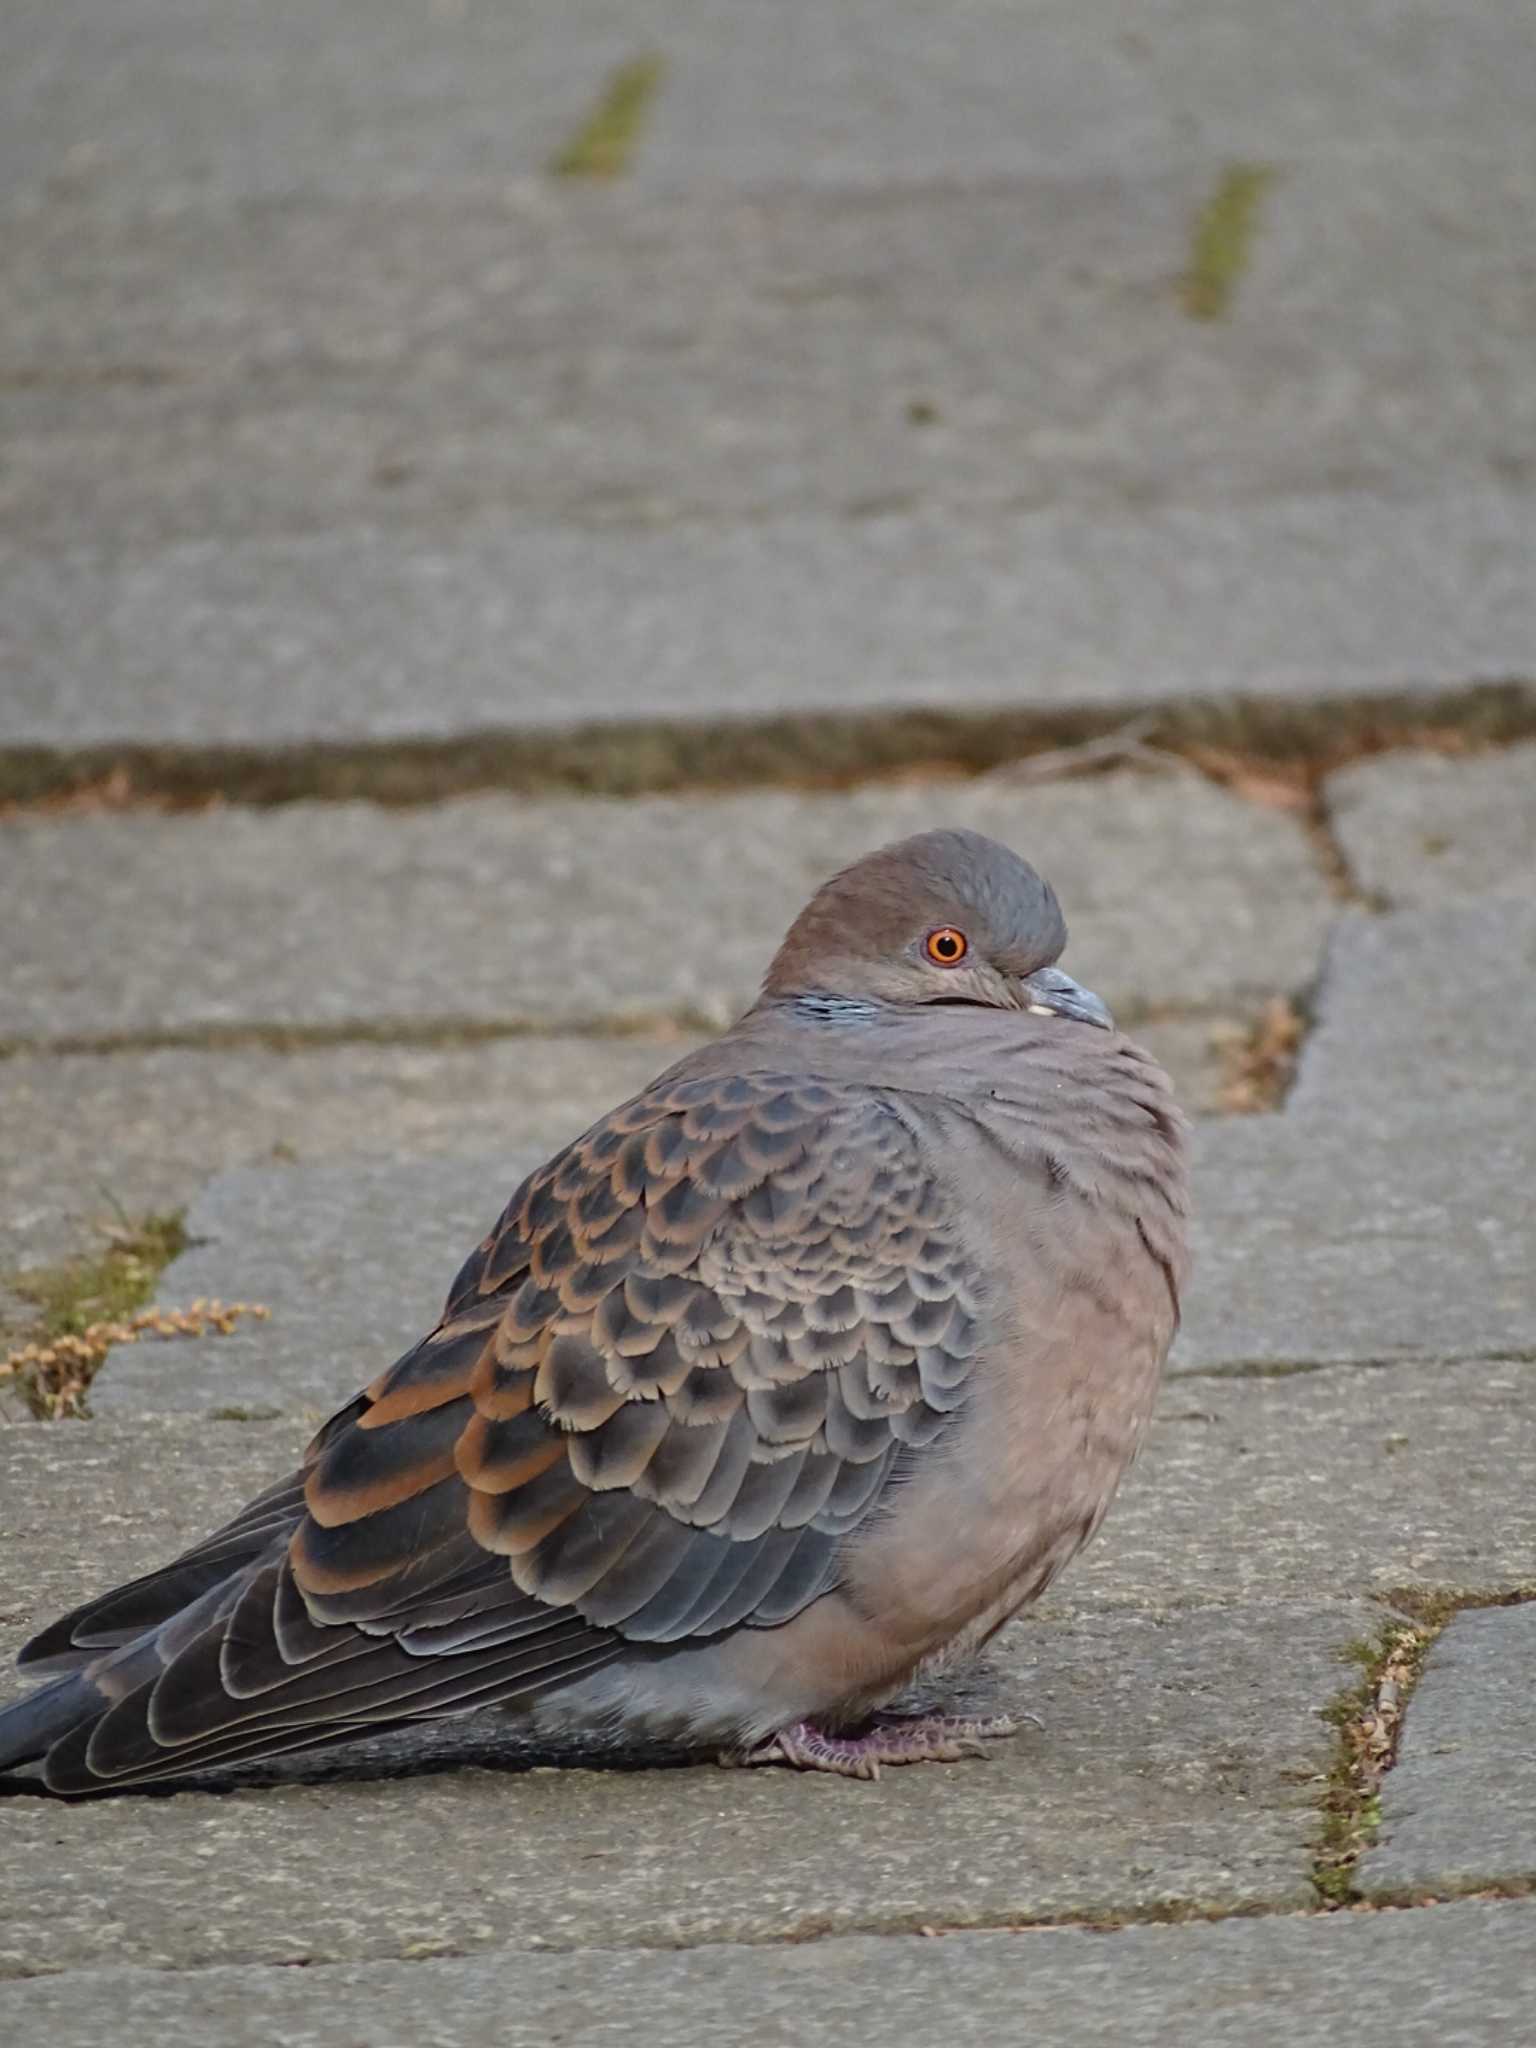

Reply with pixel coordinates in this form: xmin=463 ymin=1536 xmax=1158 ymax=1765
xmin=762 ymin=827 xmax=1112 ymax=1026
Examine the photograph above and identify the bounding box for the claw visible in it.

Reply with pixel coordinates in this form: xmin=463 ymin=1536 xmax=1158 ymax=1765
xmin=723 ymin=1710 xmax=1025 ymax=1780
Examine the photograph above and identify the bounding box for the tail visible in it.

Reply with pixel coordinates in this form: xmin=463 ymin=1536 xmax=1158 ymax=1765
xmin=0 ymin=1559 xmax=280 ymax=1785
xmin=1 ymin=1462 xmax=315 ymax=1789
xmin=1 ymin=1379 xmax=621 ymax=1796
xmin=0 ymin=1670 xmax=107 ymax=1776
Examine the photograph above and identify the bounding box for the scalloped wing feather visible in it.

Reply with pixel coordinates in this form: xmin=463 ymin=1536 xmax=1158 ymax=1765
xmin=7 ymin=1070 xmax=984 ymax=1791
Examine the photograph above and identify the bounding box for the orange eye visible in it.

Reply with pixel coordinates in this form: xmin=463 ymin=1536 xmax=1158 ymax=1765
xmin=925 ymin=926 xmax=969 ymax=966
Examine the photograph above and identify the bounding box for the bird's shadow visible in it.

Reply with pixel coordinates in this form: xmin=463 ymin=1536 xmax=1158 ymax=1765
xmin=0 ymin=1722 xmax=705 ymax=1802
xmin=0 ymin=1671 xmax=1019 ymax=1801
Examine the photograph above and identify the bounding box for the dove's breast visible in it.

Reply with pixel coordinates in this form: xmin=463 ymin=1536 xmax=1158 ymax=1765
xmin=835 ymin=1031 xmax=1190 ymax=1670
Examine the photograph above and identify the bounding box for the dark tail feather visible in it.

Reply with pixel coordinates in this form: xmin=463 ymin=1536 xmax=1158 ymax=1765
xmin=1 ymin=1569 xmax=252 ymax=1777
xmin=0 ymin=1670 xmax=106 ymax=1775
xmin=19 ymin=1473 xmax=309 ymax=1672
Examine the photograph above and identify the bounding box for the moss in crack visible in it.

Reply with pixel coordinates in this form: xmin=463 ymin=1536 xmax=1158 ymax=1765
xmin=1379 ymin=1585 xmax=1536 ymax=1631
xmin=3 ymin=1212 xmax=187 ymax=1417
xmin=13 ymin=1212 xmax=188 ymax=1336
xmin=1313 ymin=1620 xmax=1436 ymax=1904
xmin=549 ymin=54 xmax=665 ymax=179
xmin=2 ymin=684 xmax=1533 ymax=813
xmin=2 ymin=1212 xmax=268 ymax=1420
xmin=1211 ymin=994 xmax=1308 ymax=1113
xmin=1313 ymin=1588 xmax=1536 ymax=1904
xmin=1182 ymin=163 xmax=1276 ymax=321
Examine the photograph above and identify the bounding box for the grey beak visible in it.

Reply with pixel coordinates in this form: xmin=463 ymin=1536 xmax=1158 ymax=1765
xmin=1020 ymin=965 xmax=1115 ymax=1031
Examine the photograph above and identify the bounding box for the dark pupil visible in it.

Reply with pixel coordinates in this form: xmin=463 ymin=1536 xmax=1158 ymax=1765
xmin=936 ymin=933 xmax=959 ymax=957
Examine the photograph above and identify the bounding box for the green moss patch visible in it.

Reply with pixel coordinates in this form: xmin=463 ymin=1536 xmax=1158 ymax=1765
xmin=1 ymin=1212 xmax=270 ymax=1420
xmin=14 ymin=1211 xmax=188 ymax=1340
xmin=550 ymin=54 xmax=665 ymax=179
xmin=1313 ymin=1588 xmax=1536 ymax=1904
xmin=1183 ymin=163 xmax=1276 ymax=321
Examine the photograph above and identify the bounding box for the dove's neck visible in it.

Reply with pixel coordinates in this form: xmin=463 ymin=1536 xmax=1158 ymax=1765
xmin=735 ymin=993 xmax=1109 ymax=1099
xmin=787 ymin=993 xmax=883 ymax=1026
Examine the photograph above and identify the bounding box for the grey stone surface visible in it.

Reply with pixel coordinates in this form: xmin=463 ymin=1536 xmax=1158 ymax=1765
xmin=86 ymin=1317 xmax=1536 ymax=1606
xmin=0 ymin=1033 xmax=703 ymax=1278
xmin=1083 ymin=1359 xmax=1536 ymax=1613
xmin=0 ymin=1421 xmax=297 ymax=1671
xmin=4 ymin=6 xmax=1533 ymax=764
xmin=6 ymin=74 xmax=1535 ymax=751
xmin=2 ymin=1902 xmax=1535 ymax=2048
xmin=5 ymin=0 xmax=1534 ymax=206
xmin=0 ymin=1399 xmax=1359 ymax=1959
xmin=1132 ymin=1015 xmax=1254 ymax=1122
xmin=1327 ymin=746 xmax=1536 ymax=909
xmin=1288 ymin=896 xmax=1536 ymax=1121
xmin=89 ymin=1152 xmax=512 ymax=1418
xmin=1171 ymin=814 xmax=1536 ymax=1374
xmin=1175 ymin=1105 xmax=1535 ymax=1374
xmin=0 ymin=777 xmax=1330 ymax=1044
xmin=1359 ymin=1605 xmax=1536 ymax=1902
xmin=100 ymin=1082 xmax=1535 ymax=1415
xmin=10 ymin=494 xmax=1531 ymax=754
xmin=0 ymin=1597 xmax=1350 ymax=1969
xmin=6 ymin=155 xmax=1535 ymax=556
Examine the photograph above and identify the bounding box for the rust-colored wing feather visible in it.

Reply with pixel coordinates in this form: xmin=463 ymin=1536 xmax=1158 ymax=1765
xmin=300 ymin=1072 xmax=980 ymax=1636
xmin=8 ymin=1071 xmax=984 ymax=1792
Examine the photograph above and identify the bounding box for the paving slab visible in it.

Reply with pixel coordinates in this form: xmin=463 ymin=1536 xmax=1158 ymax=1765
xmin=81 ymin=1335 xmax=1536 ymax=1622
xmin=79 ymin=1341 xmax=1536 ymax=1616
xmin=1173 ymin=871 xmax=1536 ymax=1366
xmin=48 ymin=1032 xmax=1221 ymax=1425
xmin=46 ymin=1359 xmax=1524 ymax=1662
xmin=5 ymin=0 xmax=1534 ymax=206
xmin=1326 ymin=746 xmax=1536 ymax=909
xmin=7 ymin=1900 xmax=1536 ymax=2048
xmin=16 ymin=1364 xmax=1536 ymax=1662
xmin=1288 ymin=896 xmax=1536 ymax=1122
xmin=1358 ymin=1604 xmax=1536 ymax=1902
xmin=88 ymin=1152 xmax=517 ymax=1418
xmin=0 ymin=1034 xmax=703 ymax=1278
xmin=620 ymin=0 xmax=1536 ymax=195
xmin=5 ymin=125 xmax=1534 ymax=753
xmin=1075 ymin=1359 xmax=1536 ymax=1612
xmin=4 ymin=9 xmax=1534 ymax=761
xmin=9 ymin=495 xmax=1532 ymax=762
xmin=0 ymin=1413 xmax=1362 ymax=1956
xmin=5 ymin=152 xmax=1534 ymax=555
xmin=1174 ymin=1105 xmax=1535 ymax=1375
xmin=0 ymin=777 xmax=1331 ymax=1045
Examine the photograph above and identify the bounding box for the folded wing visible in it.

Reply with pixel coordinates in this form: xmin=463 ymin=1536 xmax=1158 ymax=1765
xmin=6 ymin=1070 xmax=983 ymax=1792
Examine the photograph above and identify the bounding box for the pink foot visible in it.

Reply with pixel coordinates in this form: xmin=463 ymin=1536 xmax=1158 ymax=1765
xmin=725 ymin=1711 xmax=1021 ymax=1781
